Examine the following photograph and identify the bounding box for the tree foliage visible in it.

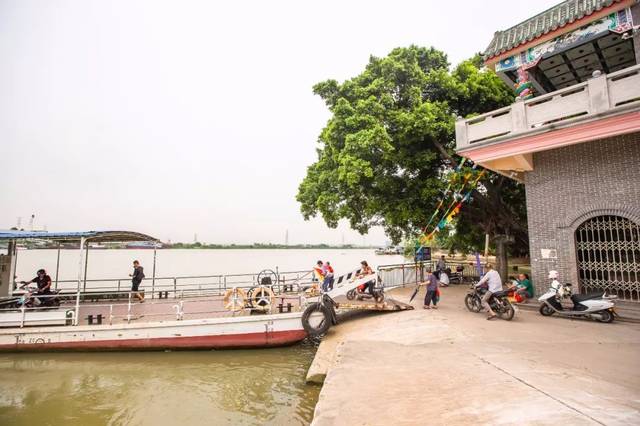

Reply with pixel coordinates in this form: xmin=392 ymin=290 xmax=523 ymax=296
xmin=297 ymin=46 xmax=529 ymax=271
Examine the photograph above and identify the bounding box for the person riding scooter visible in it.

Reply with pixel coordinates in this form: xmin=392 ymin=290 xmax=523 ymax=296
xmin=355 ymin=261 xmax=375 ymax=296
xmin=475 ymin=263 xmax=503 ymax=320
xmin=20 ymin=269 xmax=53 ymax=306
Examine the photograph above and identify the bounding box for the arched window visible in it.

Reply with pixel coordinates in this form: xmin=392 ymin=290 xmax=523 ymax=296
xmin=575 ymin=215 xmax=640 ymax=302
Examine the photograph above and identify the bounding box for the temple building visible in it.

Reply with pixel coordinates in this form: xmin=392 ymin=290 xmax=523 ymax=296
xmin=455 ymin=0 xmax=640 ymax=304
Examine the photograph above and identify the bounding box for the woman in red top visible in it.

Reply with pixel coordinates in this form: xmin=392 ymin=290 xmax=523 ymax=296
xmin=357 ymin=261 xmax=375 ymax=295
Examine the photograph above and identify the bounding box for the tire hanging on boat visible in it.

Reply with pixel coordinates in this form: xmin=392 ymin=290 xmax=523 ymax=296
xmin=301 ymin=302 xmax=332 ymax=336
xmin=223 ymin=288 xmax=247 ymax=311
xmin=247 ymin=286 xmax=275 ymax=312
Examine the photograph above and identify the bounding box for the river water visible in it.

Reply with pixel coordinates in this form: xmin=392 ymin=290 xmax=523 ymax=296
xmin=0 ymin=249 xmax=406 ymax=425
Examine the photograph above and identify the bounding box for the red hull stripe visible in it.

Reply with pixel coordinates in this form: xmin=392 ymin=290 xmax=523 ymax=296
xmin=0 ymin=330 xmax=308 ymax=352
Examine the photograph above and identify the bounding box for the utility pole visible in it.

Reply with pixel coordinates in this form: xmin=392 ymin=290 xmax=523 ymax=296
xmin=29 ymin=214 xmax=35 ymax=231
xmin=285 ymin=229 xmax=289 ymax=246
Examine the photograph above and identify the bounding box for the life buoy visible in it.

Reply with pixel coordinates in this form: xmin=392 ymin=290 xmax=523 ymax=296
xmin=223 ymin=288 xmax=247 ymax=312
xmin=302 ymin=302 xmax=332 ymax=336
xmin=247 ymin=286 xmax=275 ymax=312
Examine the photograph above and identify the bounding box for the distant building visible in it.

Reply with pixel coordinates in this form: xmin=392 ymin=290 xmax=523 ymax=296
xmin=455 ymin=0 xmax=640 ymax=303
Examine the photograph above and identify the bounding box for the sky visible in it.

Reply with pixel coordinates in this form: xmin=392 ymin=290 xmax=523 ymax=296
xmin=0 ymin=0 xmax=559 ymax=245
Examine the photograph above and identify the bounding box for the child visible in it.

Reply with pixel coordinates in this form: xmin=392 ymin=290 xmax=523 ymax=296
xmin=423 ymin=269 xmax=439 ymax=309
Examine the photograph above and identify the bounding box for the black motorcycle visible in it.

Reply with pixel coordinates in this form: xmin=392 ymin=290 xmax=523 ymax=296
xmin=464 ymin=283 xmax=515 ymax=321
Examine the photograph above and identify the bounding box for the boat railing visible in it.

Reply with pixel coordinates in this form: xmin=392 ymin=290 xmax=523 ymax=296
xmin=13 ymin=269 xmax=316 ymax=299
xmin=0 ymin=287 xmax=307 ymax=328
xmin=377 ymin=261 xmax=481 ymax=287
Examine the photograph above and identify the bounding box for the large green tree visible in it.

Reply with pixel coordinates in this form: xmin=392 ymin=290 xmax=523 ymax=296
xmin=297 ymin=46 xmax=528 ymax=278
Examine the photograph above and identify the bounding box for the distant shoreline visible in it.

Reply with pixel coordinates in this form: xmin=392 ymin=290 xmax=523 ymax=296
xmin=6 ymin=245 xmax=381 ymax=250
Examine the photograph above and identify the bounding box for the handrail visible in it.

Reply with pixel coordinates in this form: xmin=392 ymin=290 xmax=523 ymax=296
xmin=456 ymin=64 xmax=640 ymax=148
xmin=0 ymin=286 xmax=306 ymax=328
xmin=11 ymin=269 xmax=316 ymax=297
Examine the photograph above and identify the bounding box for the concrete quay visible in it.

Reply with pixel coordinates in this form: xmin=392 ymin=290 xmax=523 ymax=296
xmin=308 ymin=285 xmax=640 ymax=425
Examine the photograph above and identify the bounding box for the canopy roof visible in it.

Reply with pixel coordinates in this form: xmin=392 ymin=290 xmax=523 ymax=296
xmin=484 ymin=0 xmax=625 ymax=60
xmin=0 ymin=230 xmax=159 ymax=243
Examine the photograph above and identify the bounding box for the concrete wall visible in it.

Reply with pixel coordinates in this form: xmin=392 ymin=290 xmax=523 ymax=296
xmin=523 ymin=132 xmax=640 ymax=296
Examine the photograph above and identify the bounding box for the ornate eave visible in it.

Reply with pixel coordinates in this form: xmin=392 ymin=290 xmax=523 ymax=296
xmin=484 ymin=0 xmax=633 ymax=64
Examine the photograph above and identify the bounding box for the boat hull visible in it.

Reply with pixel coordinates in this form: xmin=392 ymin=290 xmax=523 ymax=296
xmin=0 ymin=312 xmax=307 ymax=352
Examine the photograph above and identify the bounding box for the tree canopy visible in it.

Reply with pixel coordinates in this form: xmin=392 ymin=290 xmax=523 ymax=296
xmin=297 ymin=46 xmax=529 ymax=274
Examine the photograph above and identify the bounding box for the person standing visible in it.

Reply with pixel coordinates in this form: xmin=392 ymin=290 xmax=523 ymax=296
xmin=423 ymin=269 xmax=438 ymax=309
xmin=475 ymin=263 xmax=502 ymax=320
xmin=322 ymin=261 xmax=335 ymax=292
xmin=434 ymin=255 xmax=448 ymax=280
xmin=129 ymin=260 xmax=145 ymax=302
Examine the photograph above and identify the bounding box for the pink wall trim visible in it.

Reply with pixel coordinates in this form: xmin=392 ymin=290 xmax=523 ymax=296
xmin=462 ymin=111 xmax=640 ymax=163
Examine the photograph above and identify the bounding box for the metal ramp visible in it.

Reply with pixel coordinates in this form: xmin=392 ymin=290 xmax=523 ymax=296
xmin=335 ymin=298 xmax=414 ymax=311
xmin=324 ymin=270 xmax=414 ymax=312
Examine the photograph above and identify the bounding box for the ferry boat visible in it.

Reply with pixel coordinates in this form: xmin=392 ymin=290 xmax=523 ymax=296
xmin=0 ymin=230 xmax=380 ymax=352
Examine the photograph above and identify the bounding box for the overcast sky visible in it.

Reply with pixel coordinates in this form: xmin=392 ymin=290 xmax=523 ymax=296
xmin=0 ymin=0 xmax=558 ymax=245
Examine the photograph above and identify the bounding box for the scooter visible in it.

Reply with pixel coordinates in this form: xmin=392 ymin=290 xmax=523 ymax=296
xmin=346 ymin=276 xmax=385 ymax=303
xmin=538 ymin=270 xmax=616 ymax=323
xmin=16 ymin=283 xmax=62 ymax=309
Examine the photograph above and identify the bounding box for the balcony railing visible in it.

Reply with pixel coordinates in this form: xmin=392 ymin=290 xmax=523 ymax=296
xmin=456 ymin=64 xmax=640 ymax=149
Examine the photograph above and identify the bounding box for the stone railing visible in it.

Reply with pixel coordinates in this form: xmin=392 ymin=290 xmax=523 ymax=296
xmin=456 ymin=64 xmax=640 ymax=149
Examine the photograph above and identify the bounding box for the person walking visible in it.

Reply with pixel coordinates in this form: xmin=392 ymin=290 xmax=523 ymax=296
xmin=423 ymin=269 xmax=439 ymax=309
xmin=475 ymin=263 xmax=502 ymax=320
xmin=129 ymin=260 xmax=145 ymax=302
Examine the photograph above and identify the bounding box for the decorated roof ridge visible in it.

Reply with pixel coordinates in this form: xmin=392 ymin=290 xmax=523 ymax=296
xmin=483 ymin=0 xmax=627 ymax=60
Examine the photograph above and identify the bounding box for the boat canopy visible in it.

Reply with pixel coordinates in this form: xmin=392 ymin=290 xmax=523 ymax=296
xmin=0 ymin=230 xmax=159 ymax=243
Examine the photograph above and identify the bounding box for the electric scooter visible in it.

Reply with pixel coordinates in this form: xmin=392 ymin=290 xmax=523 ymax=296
xmin=15 ymin=283 xmax=62 ymax=309
xmin=538 ymin=270 xmax=617 ymax=323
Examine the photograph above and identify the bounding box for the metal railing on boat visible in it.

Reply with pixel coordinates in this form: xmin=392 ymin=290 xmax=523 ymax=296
xmin=34 ymin=269 xmax=316 ymax=298
xmin=1 ymin=262 xmax=481 ymax=329
xmin=0 ymin=288 xmax=307 ymax=328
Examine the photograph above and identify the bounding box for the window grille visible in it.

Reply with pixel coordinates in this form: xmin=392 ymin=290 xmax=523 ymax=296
xmin=575 ymin=215 xmax=640 ymax=302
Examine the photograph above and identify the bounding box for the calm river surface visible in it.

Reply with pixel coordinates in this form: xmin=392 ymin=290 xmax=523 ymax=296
xmin=0 ymin=249 xmax=406 ymax=425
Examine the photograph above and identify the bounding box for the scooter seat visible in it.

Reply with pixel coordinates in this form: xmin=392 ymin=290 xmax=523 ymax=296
xmin=571 ymin=292 xmax=604 ymax=303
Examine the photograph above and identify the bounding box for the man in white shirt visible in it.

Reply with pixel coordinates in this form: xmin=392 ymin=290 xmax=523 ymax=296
xmin=476 ymin=263 xmax=503 ymax=320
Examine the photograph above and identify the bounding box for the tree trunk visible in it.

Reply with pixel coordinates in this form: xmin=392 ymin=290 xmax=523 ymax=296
xmin=494 ymin=235 xmax=509 ymax=282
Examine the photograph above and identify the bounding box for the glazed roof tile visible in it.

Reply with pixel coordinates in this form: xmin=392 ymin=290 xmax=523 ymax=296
xmin=484 ymin=0 xmax=624 ymax=60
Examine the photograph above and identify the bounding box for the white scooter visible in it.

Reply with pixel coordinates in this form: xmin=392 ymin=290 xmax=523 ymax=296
xmin=538 ymin=270 xmax=617 ymax=323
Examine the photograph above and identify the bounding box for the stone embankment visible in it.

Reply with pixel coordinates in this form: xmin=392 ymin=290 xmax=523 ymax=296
xmin=308 ymin=286 xmax=640 ymax=425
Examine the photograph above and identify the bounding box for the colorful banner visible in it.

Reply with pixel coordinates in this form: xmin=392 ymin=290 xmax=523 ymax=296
xmin=418 ymin=170 xmax=485 ymax=246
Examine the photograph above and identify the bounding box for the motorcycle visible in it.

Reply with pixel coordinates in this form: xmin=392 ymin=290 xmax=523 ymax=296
xmin=538 ymin=270 xmax=616 ymax=323
xmin=464 ymin=282 xmax=516 ymax=320
xmin=15 ymin=283 xmax=62 ymax=309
